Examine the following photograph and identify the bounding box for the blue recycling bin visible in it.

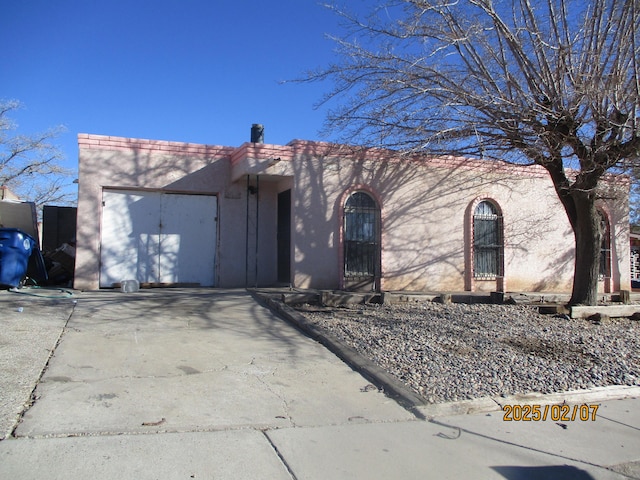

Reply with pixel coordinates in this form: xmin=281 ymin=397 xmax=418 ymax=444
xmin=0 ymin=228 xmax=38 ymax=288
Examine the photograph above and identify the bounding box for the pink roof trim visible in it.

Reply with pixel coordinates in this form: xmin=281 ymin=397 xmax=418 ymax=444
xmin=77 ymin=134 xmax=622 ymax=182
xmin=78 ymin=134 xmax=236 ymax=157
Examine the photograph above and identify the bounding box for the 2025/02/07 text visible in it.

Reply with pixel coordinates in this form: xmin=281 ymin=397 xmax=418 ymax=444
xmin=503 ymin=404 xmax=599 ymax=422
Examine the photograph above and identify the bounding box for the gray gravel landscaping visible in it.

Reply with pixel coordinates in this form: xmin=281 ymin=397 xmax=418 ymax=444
xmin=295 ymin=301 xmax=640 ymax=403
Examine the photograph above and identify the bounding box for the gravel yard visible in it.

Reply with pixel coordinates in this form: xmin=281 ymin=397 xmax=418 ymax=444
xmin=295 ymin=301 xmax=640 ymax=404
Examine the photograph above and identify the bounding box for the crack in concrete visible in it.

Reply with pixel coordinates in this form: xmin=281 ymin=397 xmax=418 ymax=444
xmin=10 ymin=302 xmax=78 ymax=438
xmin=248 ymin=366 xmax=297 ymax=428
xmin=262 ymin=430 xmax=299 ymax=480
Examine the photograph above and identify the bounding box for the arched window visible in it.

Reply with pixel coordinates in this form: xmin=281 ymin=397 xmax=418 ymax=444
xmin=343 ymin=191 xmax=380 ymax=291
xmin=473 ymin=200 xmax=503 ymax=278
xmin=599 ymin=210 xmax=611 ymax=279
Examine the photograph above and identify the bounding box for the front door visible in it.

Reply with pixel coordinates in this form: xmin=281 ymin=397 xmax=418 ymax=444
xmin=277 ymin=189 xmax=291 ymax=284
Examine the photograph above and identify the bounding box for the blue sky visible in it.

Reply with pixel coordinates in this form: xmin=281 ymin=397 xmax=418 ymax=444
xmin=1 ymin=1 xmax=349 ymax=195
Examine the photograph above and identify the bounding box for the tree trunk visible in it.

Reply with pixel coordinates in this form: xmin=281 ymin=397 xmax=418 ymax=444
xmin=568 ymin=191 xmax=602 ymax=306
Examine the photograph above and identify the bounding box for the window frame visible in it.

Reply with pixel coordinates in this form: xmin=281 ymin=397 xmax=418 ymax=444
xmin=472 ymin=200 xmax=504 ymax=280
xmin=598 ymin=210 xmax=611 ymax=280
xmin=343 ymin=191 xmax=380 ymax=279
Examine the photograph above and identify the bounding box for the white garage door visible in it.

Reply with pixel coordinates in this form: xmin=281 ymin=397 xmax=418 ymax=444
xmin=100 ymin=190 xmax=217 ymax=287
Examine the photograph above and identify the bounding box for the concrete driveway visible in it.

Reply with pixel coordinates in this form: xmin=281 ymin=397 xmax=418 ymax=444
xmin=13 ymin=289 xmax=412 ymax=437
xmin=1 ymin=288 xmax=638 ymax=479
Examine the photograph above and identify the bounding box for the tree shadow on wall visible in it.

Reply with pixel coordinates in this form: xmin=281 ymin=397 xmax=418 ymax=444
xmin=290 ymin=141 xmax=574 ymax=291
xmin=77 ymin=146 xmax=230 ymax=287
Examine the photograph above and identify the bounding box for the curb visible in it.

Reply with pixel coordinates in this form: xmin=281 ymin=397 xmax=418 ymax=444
xmin=417 ymin=385 xmax=640 ymax=418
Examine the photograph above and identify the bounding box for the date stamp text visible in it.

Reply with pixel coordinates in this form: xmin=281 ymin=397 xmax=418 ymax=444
xmin=502 ymin=404 xmax=599 ymax=422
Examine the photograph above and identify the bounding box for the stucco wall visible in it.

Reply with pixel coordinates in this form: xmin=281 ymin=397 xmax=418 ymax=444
xmin=76 ymin=135 xmax=630 ymax=294
xmin=290 ymin=146 xmax=629 ymax=293
xmin=75 ymin=135 xmax=266 ymax=290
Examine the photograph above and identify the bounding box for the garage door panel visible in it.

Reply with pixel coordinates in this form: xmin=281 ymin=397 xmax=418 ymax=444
xmin=160 ymin=194 xmax=217 ymax=285
xmin=100 ymin=190 xmax=161 ymax=287
xmin=136 ymin=233 xmax=162 ymax=284
xmin=99 ymin=190 xmax=216 ymax=288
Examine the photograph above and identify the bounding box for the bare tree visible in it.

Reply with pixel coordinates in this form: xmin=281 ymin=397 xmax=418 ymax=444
xmin=306 ymin=0 xmax=640 ymax=305
xmin=0 ymin=100 xmax=74 ymax=208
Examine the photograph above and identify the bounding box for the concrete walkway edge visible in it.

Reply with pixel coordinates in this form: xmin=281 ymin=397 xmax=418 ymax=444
xmin=250 ymin=290 xmax=429 ymax=414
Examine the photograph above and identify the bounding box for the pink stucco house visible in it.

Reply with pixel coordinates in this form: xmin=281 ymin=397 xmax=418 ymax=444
xmin=74 ymin=129 xmax=631 ymax=294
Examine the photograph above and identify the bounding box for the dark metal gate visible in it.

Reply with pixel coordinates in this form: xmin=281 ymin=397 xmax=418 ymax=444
xmin=473 ymin=200 xmax=503 ymax=279
xmin=343 ymin=191 xmax=380 ymax=291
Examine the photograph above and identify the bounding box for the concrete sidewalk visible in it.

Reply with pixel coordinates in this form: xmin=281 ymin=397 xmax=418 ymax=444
xmin=0 ymin=289 xmax=638 ymax=479
xmin=0 ymin=289 xmax=76 ymax=439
